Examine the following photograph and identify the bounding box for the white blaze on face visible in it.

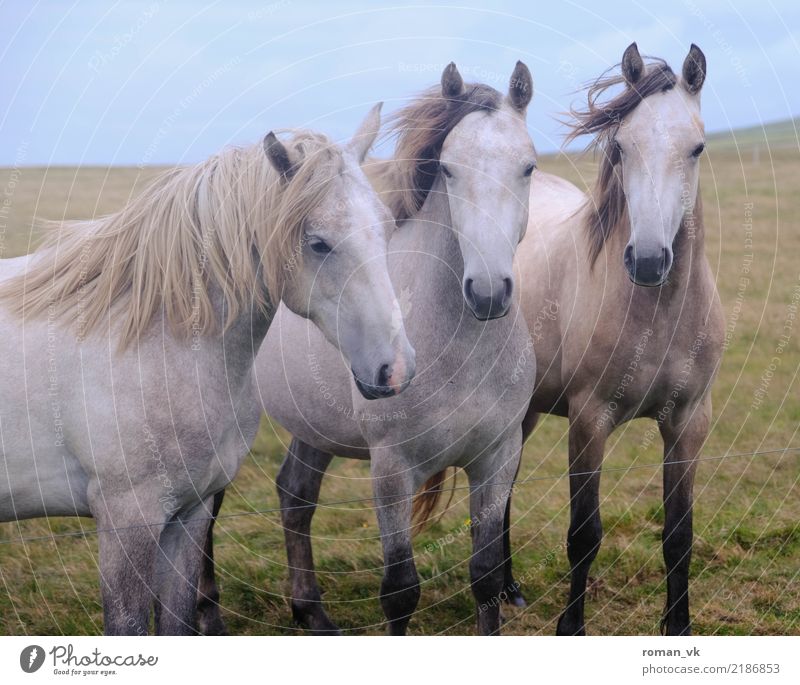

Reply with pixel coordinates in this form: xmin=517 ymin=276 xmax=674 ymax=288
xmin=617 ymin=86 xmax=705 ymax=263
xmin=438 ymin=102 xmax=536 ymax=317
xmin=291 ymin=153 xmax=415 ymax=396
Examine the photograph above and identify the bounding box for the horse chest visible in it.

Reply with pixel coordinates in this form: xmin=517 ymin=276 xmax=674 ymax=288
xmin=381 ymin=319 xmax=534 ymax=461
xmin=584 ymin=317 xmax=720 ymax=423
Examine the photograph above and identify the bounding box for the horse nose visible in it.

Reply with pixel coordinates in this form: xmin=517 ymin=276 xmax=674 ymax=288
xmin=463 ymin=276 xmax=513 ymax=320
xmin=353 ymin=364 xmax=394 ymax=400
xmin=352 ymin=348 xmax=415 ymax=400
xmin=624 ymin=245 xmax=672 ymax=287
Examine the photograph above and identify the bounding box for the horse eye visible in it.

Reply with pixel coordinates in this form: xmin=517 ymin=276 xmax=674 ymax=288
xmin=523 ymin=162 xmax=537 ymax=177
xmin=440 ymin=164 xmax=453 ymax=179
xmin=691 ymin=143 xmax=706 ymax=158
xmin=308 ymin=237 xmax=332 ymax=255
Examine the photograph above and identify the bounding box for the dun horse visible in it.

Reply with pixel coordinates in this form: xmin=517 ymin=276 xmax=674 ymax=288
xmin=199 ymin=63 xmax=538 ymax=635
xmin=509 ymin=43 xmax=724 ymax=635
xmin=0 ymin=107 xmax=415 ymax=634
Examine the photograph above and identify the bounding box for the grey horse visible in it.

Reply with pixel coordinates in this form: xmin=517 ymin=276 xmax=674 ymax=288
xmin=199 ymin=62 xmax=538 ymax=635
xmin=0 ymin=107 xmax=415 ymax=634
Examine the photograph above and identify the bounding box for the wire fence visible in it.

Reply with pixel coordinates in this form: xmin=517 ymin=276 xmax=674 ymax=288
xmin=1 ymin=445 xmax=797 ymax=547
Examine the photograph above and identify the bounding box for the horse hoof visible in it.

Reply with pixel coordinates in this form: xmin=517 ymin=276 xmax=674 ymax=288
xmin=198 ymin=615 xmax=229 ymax=636
xmin=293 ymin=605 xmax=341 ymax=635
xmin=306 ymin=614 xmax=342 ymax=636
xmin=556 ymin=614 xmax=586 ymax=636
xmin=505 ymin=593 xmax=527 ymax=609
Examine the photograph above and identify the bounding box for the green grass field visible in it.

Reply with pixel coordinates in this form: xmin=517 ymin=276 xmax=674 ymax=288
xmin=1 ymin=121 xmax=798 ymax=635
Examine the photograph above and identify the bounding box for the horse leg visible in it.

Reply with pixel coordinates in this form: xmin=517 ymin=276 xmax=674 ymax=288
xmin=371 ymin=451 xmax=420 ymax=635
xmin=501 ymin=410 xmax=537 ymax=609
xmin=154 ymin=497 xmax=214 ymax=635
xmin=92 ymin=491 xmax=164 ymax=635
xmin=556 ymin=413 xmax=607 ymax=636
xmin=500 ymin=497 xmax=525 ymax=607
xmin=196 ymin=489 xmax=228 ymax=635
xmin=276 ymin=437 xmax=339 ymax=634
xmin=466 ymin=433 xmax=522 ymax=635
xmin=658 ymin=397 xmax=709 ymax=636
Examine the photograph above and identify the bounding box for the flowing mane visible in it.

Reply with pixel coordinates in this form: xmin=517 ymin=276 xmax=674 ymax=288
xmin=0 ymin=131 xmax=342 ymax=349
xmin=369 ymin=83 xmax=502 ymax=222
xmin=565 ymin=59 xmax=677 ymax=265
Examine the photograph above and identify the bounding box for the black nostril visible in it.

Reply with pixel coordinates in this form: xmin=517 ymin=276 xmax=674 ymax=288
xmin=624 ymin=245 xmax=634 ymax=271
xmin=660 ymin=247 xmax=670 ymax=275
xmin=502 ymin=277 xmax=513 ymax=306
xmin=377 ymin=363 xmax=390 ymax=388
xmin=464 ymin=278 xmax=475 ymax=305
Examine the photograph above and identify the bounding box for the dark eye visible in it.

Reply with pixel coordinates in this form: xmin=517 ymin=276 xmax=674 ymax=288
xmin=440 ymin=164 xmax=453 ymax=179
xmin=523 ymin=162 xmax=537 ymax=177
xmin=307 ymin=237 xmax=332 ymax=255
xmin=691 ymin=143 xmax=705 ymax=158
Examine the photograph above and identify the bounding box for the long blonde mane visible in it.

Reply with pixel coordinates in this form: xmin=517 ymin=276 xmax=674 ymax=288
xmin=0 ymin=131 xmax=342 ymax=349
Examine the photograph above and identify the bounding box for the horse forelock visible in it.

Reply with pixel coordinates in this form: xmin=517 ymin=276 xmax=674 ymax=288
xmin=383 ymin=82 xmax=502 ymax=222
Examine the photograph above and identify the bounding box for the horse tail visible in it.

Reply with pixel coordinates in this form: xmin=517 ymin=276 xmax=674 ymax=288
xmin=411 ymin=468 xmax=457 ymax=535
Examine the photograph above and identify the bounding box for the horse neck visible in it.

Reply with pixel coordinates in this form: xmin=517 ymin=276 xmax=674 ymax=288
xmin=201 ymin=263 xmax=273 ymax=385
xmin=399 ymin=175 xmax=465 ymax=293
xmin=673 ymin=189 xmax=707 ymax=284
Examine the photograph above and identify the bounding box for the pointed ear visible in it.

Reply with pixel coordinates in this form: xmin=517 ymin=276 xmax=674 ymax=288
xmin=682 ymin=43 xmax=706 ymax=95
xmin=441 ymin=62 xmax=465 ymax=99
xmin=264 ymin=132 xmax=295 ymax=181
xmin=621 ymin=42 xmax=644 ymax=87
xmin=347 ymin=102 xmax=382 ymax=163
xmin=507 ymin=60 xmax=533 ymax=112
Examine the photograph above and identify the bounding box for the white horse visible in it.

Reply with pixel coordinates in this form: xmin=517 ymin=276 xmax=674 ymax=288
xmin=200 ymin=63 xmax=538 ymax=635
xmin=0 ymin=106 xmax=415 ymax=635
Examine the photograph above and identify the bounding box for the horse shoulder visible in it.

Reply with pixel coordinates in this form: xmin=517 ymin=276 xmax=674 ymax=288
xmin=257 ymin=303 xmax=367 ymax=458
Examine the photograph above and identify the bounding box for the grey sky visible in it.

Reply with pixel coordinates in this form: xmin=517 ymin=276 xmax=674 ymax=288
xmin=1 ymin=0 xmax=798 ymax=165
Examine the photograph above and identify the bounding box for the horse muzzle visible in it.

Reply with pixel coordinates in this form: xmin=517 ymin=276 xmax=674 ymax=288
xmin=352 ymin=348 xmax=416 ymax=400
xmin=623 ymin=245 xmax=673 ymax=287
xmin=463 ymin=276 xmax=514 ymax=320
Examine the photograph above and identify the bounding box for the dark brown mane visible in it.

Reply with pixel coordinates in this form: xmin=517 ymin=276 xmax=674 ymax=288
xmin=565 ymin=59 xmax=677 ymax=265
xmin=382 ymin=83 xmax=502 ymax=221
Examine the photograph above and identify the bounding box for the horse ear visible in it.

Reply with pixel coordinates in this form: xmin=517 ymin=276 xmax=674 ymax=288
xmin=682 ymin=43 xmax=706 ymax=95
xmin=264 ymin=132 xmax=295 ymax=181
xmin=507 ymin=61 xmax=533 ymax=112
xmin=621 ymin=42 xmax=644 ymax=87
xmin=441 ymin=62 xmax=465 ymax=99
xmin=347 ymin=102 xmax=382 ymax=163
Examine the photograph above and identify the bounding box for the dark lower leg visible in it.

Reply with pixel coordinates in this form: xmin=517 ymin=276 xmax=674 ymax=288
xmin=659 ymin=405 xmax=706 ymax=636
xmin=661 ymin=491 xmax=693 ymax=636
xmin=380 ymin=548 xmax=420 ymax=636
xmin=277 ymin=438 xmax=339 ymax=634
xmin=372 ymin=458 xmax=419 ymax=636
xmin=501 ymin=492 xmax=526 ymax=607
xmin=156 ymin=501 xmax=214 ymax=635
xmin=556 ymin=419 xmax=606 ymax=636
xmin=196 ymin=489 xmax=227 ymax=635
xmin=97 ymin=522 xmax=160 ymax=636
xmin=468 ymin=436 xmax=521 ymax=635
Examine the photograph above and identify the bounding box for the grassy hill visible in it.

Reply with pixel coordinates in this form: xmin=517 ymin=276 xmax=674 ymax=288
xmin=0 ymin=120 xmax=799 ymax=636
xmin=707 ymin=117 xmax=799 ymax=152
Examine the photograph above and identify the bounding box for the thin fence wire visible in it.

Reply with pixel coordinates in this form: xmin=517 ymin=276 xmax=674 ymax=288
xmin=0 ymin=445 xmax=797 ymax=546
